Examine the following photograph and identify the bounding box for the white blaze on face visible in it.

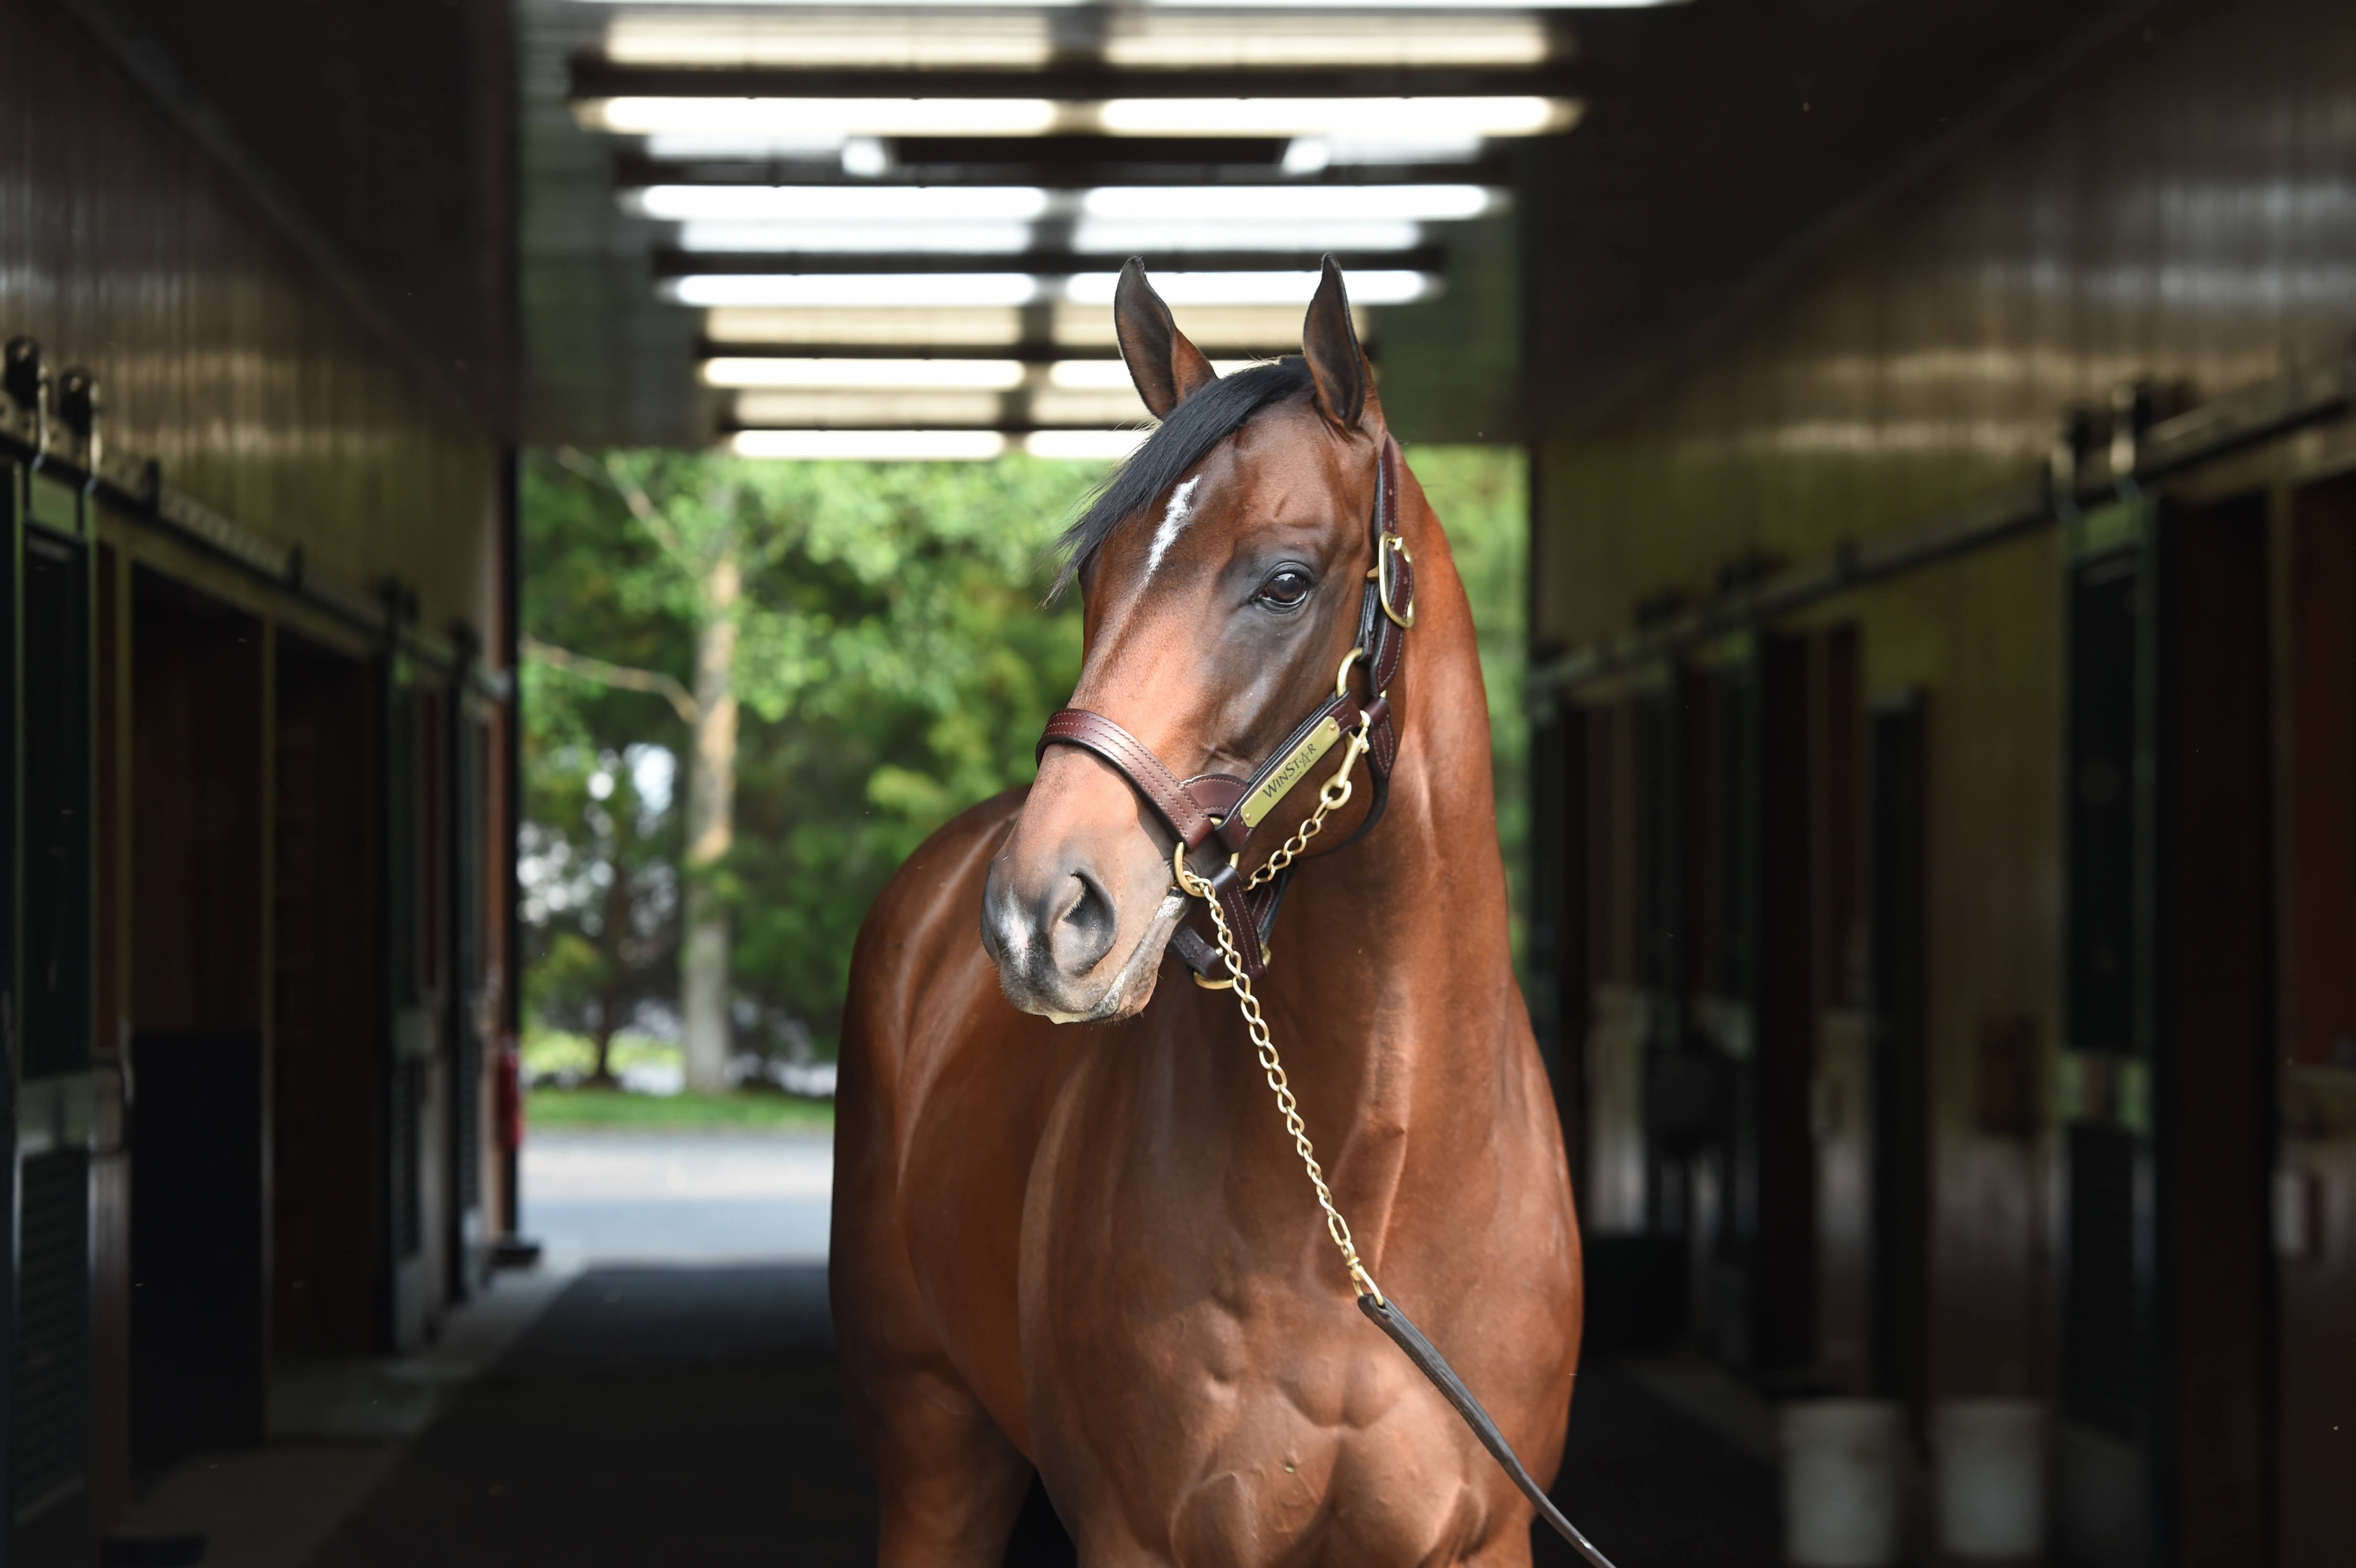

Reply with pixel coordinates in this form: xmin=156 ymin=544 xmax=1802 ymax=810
xmin=1142 ymin=477 xmax=1202 ymax=584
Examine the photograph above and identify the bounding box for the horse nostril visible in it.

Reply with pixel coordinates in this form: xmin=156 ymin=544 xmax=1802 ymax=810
xmin=1047 ymin=869 xmax=1118 ymax=978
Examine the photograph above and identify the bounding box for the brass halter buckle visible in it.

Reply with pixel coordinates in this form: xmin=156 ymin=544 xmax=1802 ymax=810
xmin=1376 ymin=532 xmax=1415 ymax=628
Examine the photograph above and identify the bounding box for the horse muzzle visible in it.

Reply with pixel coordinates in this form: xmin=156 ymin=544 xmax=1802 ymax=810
xmin=982 ymin=756 xmax=1188 ymax=1023
xmin=981 ymin=870 xmax=1187 ymax=1023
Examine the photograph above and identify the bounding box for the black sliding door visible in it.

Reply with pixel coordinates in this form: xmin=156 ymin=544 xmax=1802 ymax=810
xmin=8 ymin=464 xmax=98 ymax=1567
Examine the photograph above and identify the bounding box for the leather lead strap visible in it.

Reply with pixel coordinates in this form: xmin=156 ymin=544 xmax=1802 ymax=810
xmin=1205 ymin=862 xmax=1267 ymax=985
xmin=1358 ymin=1295 xmax=1620 ymax=1568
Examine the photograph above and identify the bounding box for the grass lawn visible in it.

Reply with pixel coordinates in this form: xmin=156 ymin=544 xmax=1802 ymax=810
xmin=525 ymin=1085 xmax=835 ymax=1133
xmin=524 ymin=1027 xmax=686 ymax=1080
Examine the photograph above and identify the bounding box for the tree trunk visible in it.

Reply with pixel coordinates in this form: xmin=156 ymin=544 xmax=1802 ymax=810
xmin=591 ymin=815 xmax=631 ymax=1086
xmin=681 ymin=553 xmax=741 ymax=1094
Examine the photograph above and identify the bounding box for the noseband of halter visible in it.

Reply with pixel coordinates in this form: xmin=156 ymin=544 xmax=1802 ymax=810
xmin=1035 ymin=434 xmax=1413 ymax=989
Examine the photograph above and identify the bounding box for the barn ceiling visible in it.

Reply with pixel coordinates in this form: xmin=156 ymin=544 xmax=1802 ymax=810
xmin=104 ymin=0 xmax=2125 ymax=453
xmin=517 ymin=0 xmax=1606 ymax=453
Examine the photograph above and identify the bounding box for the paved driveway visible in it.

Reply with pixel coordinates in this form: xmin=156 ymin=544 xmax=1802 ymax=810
xmin=520 ymin=1132 xmax=833 ymax=1271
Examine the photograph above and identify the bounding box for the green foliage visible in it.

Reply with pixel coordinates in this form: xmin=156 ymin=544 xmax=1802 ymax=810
xmin=523 ymin=1026 xmax=686 ymax=1081
xmin=525 ymin=1084 xmax=836 ymax=1133
xmin=518 ymin=728 xmax=682 ymax=1062
xmin=1406 ymin=446 xmax=1531 ymax=964
xmin=522 ymin=451 xmax=1101 ymax=1055
xmin=520 ymin=442 xmax=1531 ymax=1062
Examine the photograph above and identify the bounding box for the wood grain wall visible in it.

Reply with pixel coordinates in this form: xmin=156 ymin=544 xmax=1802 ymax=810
xmin=1532 ymin=0 xmax=2356 ymax=1558
xmin=0 ymin=0 xmax=500 ymax=639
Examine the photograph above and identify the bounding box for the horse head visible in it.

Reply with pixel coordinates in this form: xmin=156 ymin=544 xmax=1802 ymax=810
xmin=982 ymin=258 xmax=1386 ymax=1023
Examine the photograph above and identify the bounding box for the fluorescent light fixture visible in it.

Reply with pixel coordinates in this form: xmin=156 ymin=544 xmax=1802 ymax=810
xmin=733 ymin=430 xmax=1009 ymax=462
xmin=643 ymin=131 xmax=845 ymax=161
xmin=632 ymin=185 xmax=1500 ymax=227
xmin=605 ymin=12 xmax=1551 ymax=71
xmin=676 ymin=223 xmax=1036 ymax=254
xmin=678 ymin=271 xmax=1426 ymax=310
xmin=1046 ymin=359 xmax=1259 ymax=389
xmin=1094 ymin=97 xmax=1576 ymax=138
xmin=704 ymin=306 xmax=1029 ymax=346
xmin=1063 ymin=270 xmax=1434 ymax=306
xmin=1069 ymin=221 xmax=1422 ymax=254
xmin=607 ymin=17 xmax=1053 ymax=68
xmin=731 ymin=391 xmax=1009 ymax=426
xmin=632 ymin=185 xmax=1054 ymax=223
xmin=1077 ymin=185 xmax=1500 ymax=223
xmin=1025 ymin=430 xmax=1151 ymax=461
xmin=583 ymin=98 xmax=1576 ymax=141
xmin=1146 ymin=0 xmax=1678 ymax=7
xmin=1102 ymin=15 xmax=1551 ymax=69
xmin=589 ymin=0 xmax=1678 ymax=10
xmin=1029 ymin=390 xmax=1151 ymax=426
xmin=703 ymin=358 xmax=1260 ymax=394
xmin=583 ymin=98 xmax=1062 ymax=137
xmin=1044 ymin=302 xmax=1363 ymax=348
xmin=698 ymin=304 xmax=1361 ymax=352
xmin=676 ymin=219 xmax=1424 ymax=257
xmin=666 ymin=274 xmax=1043 ymax=307
xmin=1282 ymin=134 xmax=1486 ymax=172
xmin=702 ymin=358 xmax=1028 ymax=390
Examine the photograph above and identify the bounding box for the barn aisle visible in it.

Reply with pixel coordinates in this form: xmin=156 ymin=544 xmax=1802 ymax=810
xmin=278 ymin=1256 xmax=1770 ymax=1568
xmin=298 ymin=1265 xmax=877 ymax=1568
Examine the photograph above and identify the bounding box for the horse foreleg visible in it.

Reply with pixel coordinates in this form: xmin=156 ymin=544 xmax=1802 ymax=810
xmin=846 ymin=1353 xmax=1034 ymax=1568
xmin=834 ymin=1177 xmax=1031 ymax=1566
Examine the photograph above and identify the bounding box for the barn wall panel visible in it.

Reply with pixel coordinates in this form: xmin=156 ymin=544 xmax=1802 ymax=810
xmin=0 ymin=0 xmax=497 ymax=636
xmin=1530 ymin=0 xmax=2356 ymax=1458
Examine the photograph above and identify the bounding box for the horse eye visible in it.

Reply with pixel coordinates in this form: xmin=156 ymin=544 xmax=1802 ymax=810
xmin=1256 ymin=569 xmax=1313 ymax=609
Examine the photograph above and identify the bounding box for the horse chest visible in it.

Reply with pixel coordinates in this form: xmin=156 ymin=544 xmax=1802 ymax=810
xmin=1013 ymin=1070 xmax=1500 ymax=1564
xmin=1027 ymin=1269 xmax=1494 ymax=1565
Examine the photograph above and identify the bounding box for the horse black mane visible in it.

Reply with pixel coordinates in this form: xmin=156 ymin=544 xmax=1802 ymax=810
xmin=1050 ymin=357 xmax=1315 ymax=599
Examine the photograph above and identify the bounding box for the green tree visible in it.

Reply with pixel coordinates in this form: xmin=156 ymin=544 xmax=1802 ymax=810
xmin=521 ymin=451 xmax=1101 ymax=1069
xmin=519 ymin=442 xmax=1530 ymax=1076
xmin=1404 ymin=445 xmax=1531 ymax=958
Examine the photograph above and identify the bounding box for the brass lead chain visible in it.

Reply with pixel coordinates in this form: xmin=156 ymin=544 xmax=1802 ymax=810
xmin=1244 ymin=718 xmax=1373 ymax=892
xmin=1175 ymin=722 xmax=1385 ymax=1306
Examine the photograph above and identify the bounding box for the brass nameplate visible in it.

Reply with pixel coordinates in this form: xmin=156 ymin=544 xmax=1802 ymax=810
xmin=1239 ymin=715 xmax=1342 ymax=829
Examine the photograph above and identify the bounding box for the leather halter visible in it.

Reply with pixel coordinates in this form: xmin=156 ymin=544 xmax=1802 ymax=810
xmin=1036 ymin=434 xmax=1413 ymax=989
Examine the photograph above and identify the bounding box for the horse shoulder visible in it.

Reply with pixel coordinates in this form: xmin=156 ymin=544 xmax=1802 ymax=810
xmin=845 ymin=786 xmax=1026 ymax=1061
xmin=839 ymin=784 xmax=1062 ymax=1455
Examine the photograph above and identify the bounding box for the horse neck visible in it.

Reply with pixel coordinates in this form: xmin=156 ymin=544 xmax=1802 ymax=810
xmin=1290 ymin=472 xmax=1517 ymax=1086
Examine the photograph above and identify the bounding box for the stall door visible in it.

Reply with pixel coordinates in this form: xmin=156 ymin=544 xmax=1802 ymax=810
xmin=2279 ymin=473 xmax=2356 ymax=1568
xmin=1865 ymin=689 xmax=1929 ymax=1431
xmin=9 ymin=464 xmax=99 ymax=1566
xmin=2057 ymin=492 xmax=2276 ymax=1568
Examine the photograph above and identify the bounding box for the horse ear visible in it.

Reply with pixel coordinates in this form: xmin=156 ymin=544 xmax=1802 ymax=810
xmin=1300 ymin=256 xmax=1371 ymax=431
xmin=1114 ymin=259 xmax=1219 ymax=419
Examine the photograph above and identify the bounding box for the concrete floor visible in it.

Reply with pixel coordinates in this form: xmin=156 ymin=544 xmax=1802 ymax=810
xmin=521 ymin=1131 xmax=834 ymax=1271
xmin=276 ymin=1265 xmax=1775 ymax=1568
xmin=118 ymin=1133 xmax=1780 ymax=1567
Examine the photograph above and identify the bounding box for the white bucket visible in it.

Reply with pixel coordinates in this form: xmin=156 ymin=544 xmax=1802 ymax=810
xmin=1934 ymin=1399 xmax=2046 ymax=1561
xmin=1780 ymin=1399 xmax=1903 ymax=1567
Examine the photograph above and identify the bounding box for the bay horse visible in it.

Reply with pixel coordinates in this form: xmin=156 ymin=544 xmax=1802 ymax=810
xmin=833 ymin=258 xmax=1585 ymax=1567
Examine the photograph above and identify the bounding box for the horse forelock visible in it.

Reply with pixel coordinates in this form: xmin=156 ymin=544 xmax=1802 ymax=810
xmin=1049 ymin=358 xmax=1314 ymax=601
